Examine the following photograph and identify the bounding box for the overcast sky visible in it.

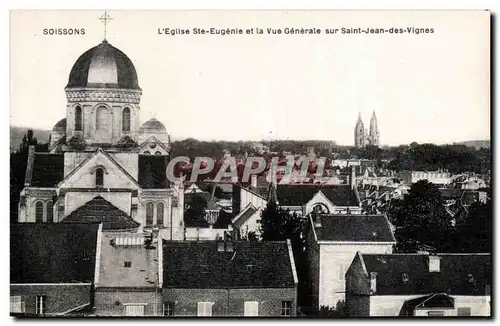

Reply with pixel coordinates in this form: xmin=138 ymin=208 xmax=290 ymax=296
xmin=10 ymin=10 xmax=490 ymax=146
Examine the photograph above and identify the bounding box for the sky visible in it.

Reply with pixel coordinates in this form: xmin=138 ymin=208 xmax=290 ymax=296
xmin=10 ymin=10 xmax=490 ymax=146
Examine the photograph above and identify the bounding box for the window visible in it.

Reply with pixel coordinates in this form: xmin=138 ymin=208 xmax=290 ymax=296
xmin=46 ymin=201 xmax=54 ymax=223
xmin=146 ymin=202 xmax=154 ymax=226
xmin=124 ymin=261 xmax=132 ymax=268
xmin=96 ymin=106 xmax=109 ymax=131
xmin=125 ymin=305 xmax=145 ymax=316
xmin=35 ymin=296 xmax=45 ymax=315
xmin=143 ymin=151 xmax=151 ymax=155
xmin=281 ymin=301 xmax=292 ymax=316
xmin=402 ymin=273 xmax=409 ymax=283
xmin=155 ymin=151 xmax=162 ymax=156
xmin=122 ymin=107 xmax=131 ymax=132
xmin=75 ymin=106 xmax=82 ymax=131
xmin=457 ymin=307 xmax=471 ymax=316
xmin=157 ymin=203 xmax=164 ymax=227
xmin=35 ymin=201 xmax=44 ymax=222
xmin=163 ymin=302 xmax=174 ymax=316
xmin=197 ymin=302 xmax=213 ymax=316
xmin=244 ymin=301 xmax=259 ymax=316
xmin=10 ymin=296 xmax=24 ymax=313
xmin=95 ymin=168 xmax=104 ymax=188
xmin=427 ymin=310 xmax=445 ymax=316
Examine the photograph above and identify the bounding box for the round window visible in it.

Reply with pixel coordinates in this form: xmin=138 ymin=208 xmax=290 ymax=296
xmin=149 ymin=142 xmax=157 ymax=149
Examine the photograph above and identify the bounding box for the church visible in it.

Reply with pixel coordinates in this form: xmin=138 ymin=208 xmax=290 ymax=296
xmin=354 ymin=111 xmax=380 ymax=148
xmin=18 ymin=39 xmax=185 ymax=240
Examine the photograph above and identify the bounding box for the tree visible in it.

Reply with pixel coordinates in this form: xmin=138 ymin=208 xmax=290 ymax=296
xmin=448 ymin=200 xmax=492 ymax=253
xmin=184 ymin=195 xmax=208 ymax=227
xmin=260 ymin=201 xmax=302 ymax=242
xmin=389 ymin=180 xmax=454 ymax=253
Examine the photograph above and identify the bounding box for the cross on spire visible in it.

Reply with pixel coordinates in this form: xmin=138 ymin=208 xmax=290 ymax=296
xmin=99 ymin=10 xmax=113 ymax=41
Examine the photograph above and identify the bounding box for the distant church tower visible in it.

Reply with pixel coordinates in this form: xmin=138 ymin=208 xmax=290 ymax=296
xmin=368 ymin=111 xmax=380 ymax=146
xmin=354 ymin=113 xmax=365 ymax=148
xmin=354 ymin=111 xmax=380 ymax=147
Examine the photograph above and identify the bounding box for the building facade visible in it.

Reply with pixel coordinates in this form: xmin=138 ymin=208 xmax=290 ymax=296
xmin=17 ymin=39 xmax=184 ymax=241
xmin=354 ymin=111 xmax=380 ymax=148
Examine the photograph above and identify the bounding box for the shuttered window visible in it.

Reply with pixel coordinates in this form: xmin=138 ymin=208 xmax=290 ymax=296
xmin=125 ymin=305 xmax=145 ymax=316
xmin=197 ymin=302 xmax=213 ymax=316
xmin=244 ymin=301 xmax=259 ymax=317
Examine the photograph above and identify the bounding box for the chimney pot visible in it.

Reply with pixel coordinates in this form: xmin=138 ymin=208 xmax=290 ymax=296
xmin=370 ymin=272 xmax=377 ymax=293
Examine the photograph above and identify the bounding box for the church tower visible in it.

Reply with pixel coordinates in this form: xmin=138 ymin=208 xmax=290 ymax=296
xmin=354 ymin=113 xmax=365 ymax=148
xmin=368 ymin=111 xmax=380 ymax=146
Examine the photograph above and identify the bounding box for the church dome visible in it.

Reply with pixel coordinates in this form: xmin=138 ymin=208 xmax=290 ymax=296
xmin=139 ymin=118 xmax=167 ymax=134
xmin=66 ymin=40 xmax=140 ymax=90
xmin=52 ymin=118 xmax=67 ymax=132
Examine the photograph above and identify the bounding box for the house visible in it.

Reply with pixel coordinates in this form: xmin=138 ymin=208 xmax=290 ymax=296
xmin=92 ymin=232 xmax=162 ymax=316
xmin=161 ymin=240 xmax=298 ymax=317
xmin=305 ymin=213 xmax=396 ymax=311
xmin=346 ymin=252 xmax=491 ymax=317
xmin=10 ymin=223 xmax=101 ymax=316
xmin=402 ymin=171 xmax=452 ymax=186
xmin=275 ymin=184 xmax=362 ymax=216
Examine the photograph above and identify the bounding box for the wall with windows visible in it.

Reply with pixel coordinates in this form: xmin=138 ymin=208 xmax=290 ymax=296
xmin=93 ymin=290 xmax=159 ymax=316
xmin=370 ymin=295 xmax=490 ymax=317
xmin=10 ymin=284 xmax=92 ymax=315
xmin=65 ymin=101 xmax=140 ymax=145
xmin=318 ymin=244 xmax=393 ymax=309
xmin=161 ymin=287 xmax=297 ymax=317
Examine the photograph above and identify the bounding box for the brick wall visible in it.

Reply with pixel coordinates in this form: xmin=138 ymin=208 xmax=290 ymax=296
xmin=162 ymin=287 xmax=297 ymax=317
xmin=11 ymin=284 xmax=92 ymax=315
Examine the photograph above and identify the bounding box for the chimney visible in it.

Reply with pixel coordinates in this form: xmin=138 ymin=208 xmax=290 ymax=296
xmin=251 ymin=174 xmax=258 ymax=189
xmin=313 ymin=206 xmax=322 ymax=228
xmin=428 ymin=255 xmax=441 ymax=272
xmin=370 ymin=272 xmax=377 ymax=293
xmin=350 ymin=166 xmax=356 ymax=190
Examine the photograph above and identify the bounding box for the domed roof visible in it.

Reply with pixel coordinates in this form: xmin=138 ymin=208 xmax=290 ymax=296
xmin=66 ymin=40 xmax=140 ymax=90
xmin=139 ymin=118 xmax=167 ymax=134
xmin=52 ymin=118 xmax=67 ymax=132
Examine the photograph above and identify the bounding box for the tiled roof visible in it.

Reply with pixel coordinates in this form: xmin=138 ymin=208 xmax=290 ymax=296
xmin=10 ymin=223 xmax=100 ymax=283
xmin=162 ymin=241 xmax=296 ymax=288
xmin=277 ymin=185 xmax=358 ymax=207
xmin=138 ymin=155 xmax=169 ymax=189
xmin=315 ymin=214 xmax=395 ymax=242
xmin=29 ymin=153 xmax=65 ymax=187
xmin=62 ymin=196 xmax=139 ymax=231
xmin=361 ymin=253 xmax=491 ymax=295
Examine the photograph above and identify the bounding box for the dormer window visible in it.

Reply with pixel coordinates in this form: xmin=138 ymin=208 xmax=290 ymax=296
xmin=402 ymin=273 xmax=409 ymax=283
xmin=96 ymin=168 xmax=104 ymax=188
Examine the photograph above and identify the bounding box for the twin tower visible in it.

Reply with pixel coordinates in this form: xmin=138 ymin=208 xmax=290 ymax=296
xmin=354 ymin=111 xmax=380 ymax=148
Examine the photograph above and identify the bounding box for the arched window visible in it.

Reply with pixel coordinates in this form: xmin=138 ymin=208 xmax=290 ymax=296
xmin=96 ymin=106 xmax=109 ymax=131
xmin=143 ymin=151 xmax=151 ymax=155
xmin=46 ymin=201 xmax=54 ymax=223
xmin=96 ymin=168 xmax=104 ymax=188
xmin=35 ymin=201 xmax=44 ymax=222
xmin=122 ymin=107 xmax=131 ymax=132
xmin=157 ymin=203 xmax=164 ymax=227
xmin=146 ymin=202 xmax=154 ymax=226
xmin=75 ymin=106 xmax=83 ymax=131
xmin=155 ymin=151 xmax=162 ymax=156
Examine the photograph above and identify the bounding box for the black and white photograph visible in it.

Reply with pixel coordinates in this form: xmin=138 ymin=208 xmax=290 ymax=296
xmin=8 ymin=9 xmax=491 ymax=318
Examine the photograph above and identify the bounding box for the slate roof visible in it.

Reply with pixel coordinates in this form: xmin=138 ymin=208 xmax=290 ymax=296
xmin=62 ymin=196 xmax=140 ymax=231
xmin=10 ymin=223 xmax=100 ymax=283
xmin=162 ymin=241 xmax=296 ymax=288
xmin=277 ymin=185 xmax=358 ymax=207
xmin=361 ymin=253 xmax=491 ymax=295
xmin=29 ymin=153 xmax=65 ymax=187
xmin=138 ymin=155 xmax=169 ymax=189
xmin=315 ymin=214 xmax=395 ymax=242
